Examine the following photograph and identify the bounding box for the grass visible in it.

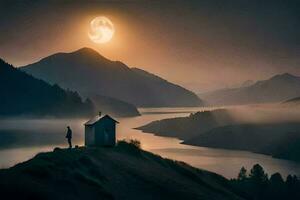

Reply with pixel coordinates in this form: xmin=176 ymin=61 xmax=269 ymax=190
xmin=0 ymin=140 xmax=247 ymax=200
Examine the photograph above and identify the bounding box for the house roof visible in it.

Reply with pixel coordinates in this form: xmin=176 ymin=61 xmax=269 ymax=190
xmin=84 ymin=114 xmax=119 ymax=126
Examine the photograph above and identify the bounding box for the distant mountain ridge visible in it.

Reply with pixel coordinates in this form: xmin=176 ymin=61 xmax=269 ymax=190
xmin=0 ymin=59 xmax=93 ymax=117
xmin=90 ymin=95 xmax=140 ymax=117
xmin=22 ymin=48 xmax=203 ymax=107
xmin=282 ymin=96 xmax=300 ymax=107
xmin=283 ymin=96 xmax=300 ymax=104
xmin=240 ymin=80 xmax=254 ymax=88
xmin=199 ymin=73 xmax=300 ymax=106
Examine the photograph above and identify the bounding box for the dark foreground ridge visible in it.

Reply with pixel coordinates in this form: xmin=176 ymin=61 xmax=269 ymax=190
xmin=0 ymin=141 xmax=245 ymax=200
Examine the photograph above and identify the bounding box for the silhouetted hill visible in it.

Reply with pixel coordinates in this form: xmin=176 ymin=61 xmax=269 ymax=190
xmin=0 ymin=59 xmax=93 ymax=117
xmin=184 ymin=123 xmax=300 ymax=162
xmin=137 ymin=110 xmax=235 ymax=140
xmin=90 ymin=95 xmax=140 ymax=117
xmin=199 ymin=73 xmax=300 ymax=106
xmin=138 ymin=109 xmax=300 ymax=162
xmin=240 ymin=80 xmax=254 ymax=88
xmin=22 ymin=48 xmax=203 ymax=107
xmin=0 ymin=141 xmax=246 ymax=200
xmin=282 ymin=96 xmax=300 ymax=107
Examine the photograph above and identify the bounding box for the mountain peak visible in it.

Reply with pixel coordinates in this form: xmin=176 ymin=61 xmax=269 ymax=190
xmin=284 ymin=96 xmax=300 ymax=104
xmin=0 ymin=58 xmax=6 ymax=64
xmin=241 ymin=80 xmax=254 ymax=88
xmin=270 ymin=73 xmax=299 ymax=81
xmin=59 ymin=47 xmax=110 ymax=63
xmin=0 ymin=58 xmax=13 ymax=70
xmin=72 ymin=47 xmax=104 ymax=58
xmin=279 ymin=73 xmax=296 ymax=78
xmin=22 ymin=51 xmax=202 ymax=107
xmin=75 ymin=47 xmax=99 ymax=55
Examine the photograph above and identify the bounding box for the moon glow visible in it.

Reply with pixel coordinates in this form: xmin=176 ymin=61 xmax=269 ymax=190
xmin=88 ymin=16 xmax=115 ymax=44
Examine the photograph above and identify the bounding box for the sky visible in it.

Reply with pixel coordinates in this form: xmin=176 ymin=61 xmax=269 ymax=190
xmin=0 ymin=0 xmax=299 ymax=92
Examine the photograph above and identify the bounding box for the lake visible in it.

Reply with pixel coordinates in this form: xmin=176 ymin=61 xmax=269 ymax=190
xmin=0 ymin=107 xmax=299 ymax=178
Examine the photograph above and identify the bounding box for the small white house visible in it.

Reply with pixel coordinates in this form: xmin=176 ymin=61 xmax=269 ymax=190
xmin=84 ymin=113 xmax=119 ymax=147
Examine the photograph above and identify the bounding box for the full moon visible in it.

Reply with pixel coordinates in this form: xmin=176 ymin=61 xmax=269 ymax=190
xmin=88 ymin=16 xmax=115 ymax=44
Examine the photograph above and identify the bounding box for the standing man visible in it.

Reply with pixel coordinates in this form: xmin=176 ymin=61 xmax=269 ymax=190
xmin=66 ymin=126 xmax=72 ymax=148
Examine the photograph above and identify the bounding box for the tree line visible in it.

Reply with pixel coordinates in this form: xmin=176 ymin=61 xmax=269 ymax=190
xmin=231 ymin=164 xmax=300 ymax=200
xmin=0 ymin=59 xmax=94 ymax=117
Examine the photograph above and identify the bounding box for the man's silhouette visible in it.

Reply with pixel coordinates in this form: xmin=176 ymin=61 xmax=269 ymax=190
xmin=66 ymin=126 xmax=72 ymax=148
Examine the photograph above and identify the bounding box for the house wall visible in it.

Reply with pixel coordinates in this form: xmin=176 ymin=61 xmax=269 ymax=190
xmin=85 ymin=125 xmax=95 ymax=146
xmin=94 ymin=123 xmax=104 ymax=146
xmin=94 ymin=118 xmax=116 ymax=146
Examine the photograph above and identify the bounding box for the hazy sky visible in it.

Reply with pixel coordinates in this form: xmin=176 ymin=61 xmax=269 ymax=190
xmin=0 ymin=0 xmax=299 ymax=92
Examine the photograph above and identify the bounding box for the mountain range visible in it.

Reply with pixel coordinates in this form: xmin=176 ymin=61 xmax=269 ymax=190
xmin=0 ymin=59 xmax=93 ymax=117
xmin=22 ymin=48 xmax=203 ymax=107
xmin=199 ymin=73 xmax=300 ymax=106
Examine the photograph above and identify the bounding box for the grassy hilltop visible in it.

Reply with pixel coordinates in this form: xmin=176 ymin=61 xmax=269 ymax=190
xmin=0 ymin=141 xmax=245 ymax=200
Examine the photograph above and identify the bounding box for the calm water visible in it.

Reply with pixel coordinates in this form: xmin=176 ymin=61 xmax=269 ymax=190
xmin=0 ymin=107 xmax=299 ymax=178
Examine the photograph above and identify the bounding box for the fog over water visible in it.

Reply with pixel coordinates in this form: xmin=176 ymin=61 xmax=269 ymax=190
xmin=226 ymin=104 xmax=300 ymax=124
xmin=0 ymin=105 xmax=299 ymax=178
